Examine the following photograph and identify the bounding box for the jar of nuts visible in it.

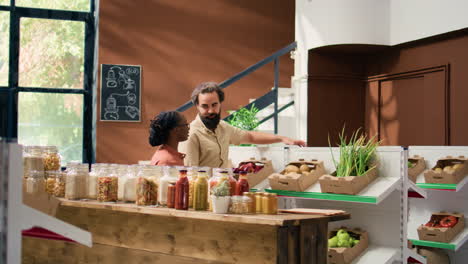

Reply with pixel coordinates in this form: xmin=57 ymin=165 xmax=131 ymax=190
xmin=230 ymin=195 xmax=251 ymax=214
xmin=54 ymin=172 xmax=66 ymax=197
xmin=43 ymin=146 xmax=61 ymax=171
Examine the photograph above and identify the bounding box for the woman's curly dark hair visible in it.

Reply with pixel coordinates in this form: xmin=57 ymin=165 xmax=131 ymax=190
xmin=149 ymin=111 xmax=182 ymax=147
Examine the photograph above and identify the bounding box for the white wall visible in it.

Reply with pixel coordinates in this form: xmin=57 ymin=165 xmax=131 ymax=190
xmin=390 ymin=0 xmax=468 ymax=45
xmin=294 ymin=0 xmax=468 ymax=143
xmin=294 ymin=0 xmax=390 ymax=142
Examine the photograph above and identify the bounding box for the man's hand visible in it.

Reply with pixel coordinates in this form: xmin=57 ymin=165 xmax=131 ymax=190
xmin=281 ymin=137 xmax=306 ymax=147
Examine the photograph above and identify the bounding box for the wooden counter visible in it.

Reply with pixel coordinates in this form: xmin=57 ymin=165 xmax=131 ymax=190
xmin=22 ymin=199 xmax=350 ymax=264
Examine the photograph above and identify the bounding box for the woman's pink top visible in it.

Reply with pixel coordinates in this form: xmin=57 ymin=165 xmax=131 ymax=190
xmin=150 ymin=145 xmax=185 ymax=166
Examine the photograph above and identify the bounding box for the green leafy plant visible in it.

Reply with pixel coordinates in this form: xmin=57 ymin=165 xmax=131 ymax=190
xmin=329 ymin=127 xmax=379 ymax=177
xmin=211 ymin=180 xmax=231 ymax=197
xmin=227 ymin=104 xmax=260 ymax=131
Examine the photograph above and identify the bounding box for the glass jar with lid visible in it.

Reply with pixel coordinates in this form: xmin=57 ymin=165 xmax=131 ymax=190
xmin=43 ymin=146 xmax=61 ymax=171
xmin=65 ymin=161 xmax=80 ymax=174
xmin=243 ymin=192 xmax=256 ymax=214
xmin=174 ymin=169 xmax=189 ymax=210
xmin=262 ymin=193 xmax=278 ymax=214
xmin=65 ymin=164 xmax=88 ymax=200
xmin=187 ymin=166 xmax=198 ymax=208
xmin=98 ymin=166 xmax=118 ymax=202
xmin=87 ymin=163 xmax=102 ymax=199
xmin=22 ymin=145 xmax=31 ymax=178
xmin=193 ymin=170 xmax=209 ymax=211
xmin=45 ymin=170 xmax=60 ymax=195
xmin=230 ymin=195 xmax=250 ymax=214
xmin=26 ymin=170 xmax=45 ymax=195
xmin=23 ymin=146 xmax=44 ymax=178
xmin=117 ymin=165 xmax=128 ymax=201
xmin=136 ymin=165 xmax=157 ymax=206
xmin=53 ymin=172 xmax=66 ymax=197
xmin=158 ymin=166 xmax=177 ymax=206
xmin=123 ymin=165 xmax=138 ymax=202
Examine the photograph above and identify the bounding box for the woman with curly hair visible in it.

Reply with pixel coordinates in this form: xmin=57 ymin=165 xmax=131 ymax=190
xmin=149 ymin=111 xmax=190 ymax=166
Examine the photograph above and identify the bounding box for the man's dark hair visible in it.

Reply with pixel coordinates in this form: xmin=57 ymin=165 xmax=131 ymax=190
xmin=148 ymin=111 xmax=182 ymax=147
xmin=191 ymin=82 xmax=225 ymax=105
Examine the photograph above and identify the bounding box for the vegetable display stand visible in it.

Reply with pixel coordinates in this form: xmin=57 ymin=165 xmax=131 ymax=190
xmin=268 ymin=159 xmax=326 ymax=192
xmin=408 ymin=156 xmax=426 ymax=183
xmin=407 ymin=146 xmax=468 ymax=263
xmin=328 ymin=227 xmax=369 ymax=264
xmin=22 ymin=199 xmax=350 ymax=264
xmin=424 ymin=156 xmax=468 ymax=184
xmin=318 ymin=168 xmax=378 ymax=195
xmin=233 ymin=157 xmax=274 ymax=187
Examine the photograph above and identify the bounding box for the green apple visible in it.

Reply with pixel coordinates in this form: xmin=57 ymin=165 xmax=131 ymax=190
xmin=328 ymin=236 xmax=338 ymax=248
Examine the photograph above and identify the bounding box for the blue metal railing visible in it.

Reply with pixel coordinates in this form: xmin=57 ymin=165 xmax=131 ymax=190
xmin=175 ymin=42 xmax=297 ymax=134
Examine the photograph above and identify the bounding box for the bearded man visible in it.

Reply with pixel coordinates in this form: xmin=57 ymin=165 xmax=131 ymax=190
xmin=180 ymin=82 xmax=306 ymax=168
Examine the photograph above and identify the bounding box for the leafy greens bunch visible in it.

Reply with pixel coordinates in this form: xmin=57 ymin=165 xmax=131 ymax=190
xmin=329 ymin=128 xmax=379 ymax=177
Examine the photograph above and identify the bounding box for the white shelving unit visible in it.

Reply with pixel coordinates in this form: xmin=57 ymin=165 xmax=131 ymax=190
xmin=1 ymin=141 xmax=92 ymax=263
xmin=406 ymin=146 xmax=468 ymax=264
xmin=409 ymin=146 xmax=468 ymax=192
xmin=230 ymin=146 xmax=406 ymax=264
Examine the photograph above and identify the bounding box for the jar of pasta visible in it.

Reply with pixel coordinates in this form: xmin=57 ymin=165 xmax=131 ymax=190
xmin=45 ymin=170 xmax=60 ymax=195
xmin=43 ymin=146 xmax=61 ymax=171
xmin=136 ymin=166 xmax=158 ymax=206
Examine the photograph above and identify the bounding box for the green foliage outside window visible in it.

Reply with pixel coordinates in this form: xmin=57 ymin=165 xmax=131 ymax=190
xmin=0 ymin=0 xmax=90 ymax=164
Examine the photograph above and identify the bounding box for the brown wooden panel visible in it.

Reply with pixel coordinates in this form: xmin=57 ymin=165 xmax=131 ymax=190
xmin=307 ymin=79 xmax=365 ymax=146
xmin=22 ymin=237 xmax=227 ymax=264
xmin=365 ymin=81 xmax=379 ymax=140
xmin=97 ymin=0 xmax=295 ymax=164
xmin=377 ymin=70 xmax=446 ymax=146
xmin=54 ymin=206 xmax=277 ymax=264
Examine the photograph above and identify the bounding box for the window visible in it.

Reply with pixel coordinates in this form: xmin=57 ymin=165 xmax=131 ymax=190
xmin=0 ymin=1 xmax=97 ymax=165
xmin=0 ymin=11 xmax=9 ymax=86
xmin=16 ymin=0 xmax=89 ymax=12
xmin=19 ymin=18 xmax=85 ymax=89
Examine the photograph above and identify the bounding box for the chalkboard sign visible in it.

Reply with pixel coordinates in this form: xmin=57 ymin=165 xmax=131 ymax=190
xmin=100 ymin=64 xmax=141 ymax=122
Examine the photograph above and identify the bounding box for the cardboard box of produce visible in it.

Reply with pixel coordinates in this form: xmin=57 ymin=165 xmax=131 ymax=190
xmin=318 ymin=167 xmax=378 ymax=195
xmin=233 ymin=158 xmax=274 ymax=188
xmin=415 ymin=247 xmax=450 ymax=264
xmin=268 ymin=159 xmax=326 ymax=192
xmin=328 ymin=227 xmax=369 ymax=264
xmin=424 ymin=156 xmax=468 ymax=184
xmin=408 ymin=155 xmax=426 ymax=183
xmin=417 ymin=212 xmax=465 ymax=243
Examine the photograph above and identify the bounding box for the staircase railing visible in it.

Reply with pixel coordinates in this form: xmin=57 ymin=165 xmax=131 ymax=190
xmin=175 ymin=42 xmax=297 ymax=134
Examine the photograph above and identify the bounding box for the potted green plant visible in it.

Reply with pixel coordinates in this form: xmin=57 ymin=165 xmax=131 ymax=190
xmin=210 ymin=179 xmax=231 ymax=214
xmin=227 ymin=104 xmax=260 ymax=146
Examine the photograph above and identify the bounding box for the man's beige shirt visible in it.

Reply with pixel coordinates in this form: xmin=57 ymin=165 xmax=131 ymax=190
xmin=179 ymin=115 xmax=247 ymax=168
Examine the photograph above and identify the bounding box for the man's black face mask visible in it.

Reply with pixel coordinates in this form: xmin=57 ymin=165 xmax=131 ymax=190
xmin=200 ymin=112 xmax=221 ymax=130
